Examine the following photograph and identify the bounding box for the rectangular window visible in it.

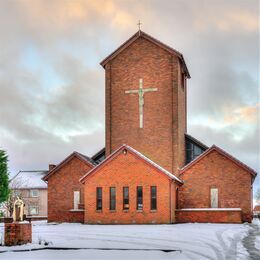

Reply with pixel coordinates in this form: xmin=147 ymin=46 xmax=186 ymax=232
xmin=110 ymin=187 xmax=116 ymax=210
xmin=30 ymin=189 xmax=39 ymax=197
xmin=96 ymin=187 xmax=102 ymax=210
xmin=136 ymin=186 xmax=143 ymax=210
xmin=151 ymin=186 xmax=157 ymax=210
xmin=123 ymin=187 xmax=129 ymax=210
xmin=210 ymin=188 xmax=218 ymax=208
xmin=29 ymin=206 xmax=39 ymax=215
xmin=73 ymin=191 xmax=80 ymax=209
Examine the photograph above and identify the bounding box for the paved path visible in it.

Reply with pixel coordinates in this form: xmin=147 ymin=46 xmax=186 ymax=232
xmin=242 ymin=221 xmax=260 ymax=260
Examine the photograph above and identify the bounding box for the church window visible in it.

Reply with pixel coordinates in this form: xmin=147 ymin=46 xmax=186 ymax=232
xmin=151 ymin=186 xmax=157 ymax=210
xmin=96 ymin=187 xmax=102 ymax=210
xmin=73 ymin=191 xmax=80 ymax=210
xmin=110 ymin=187 xmax=116 ymax=210
xmin=186 ymin=141 xmax=205 ymax=164
xmin=123 ymin=187 xmax=129 ymax=210
xmin=210 ymin=188 xmax=218 ymax=208
xmin=136 ymin=186 xmax=143 ymax=210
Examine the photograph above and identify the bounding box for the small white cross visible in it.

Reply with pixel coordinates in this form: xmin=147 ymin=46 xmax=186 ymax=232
xmin=125 ymin=79 xmax=158 ymax=128
xmin=137 ymin=20 xmax=142 ymax=31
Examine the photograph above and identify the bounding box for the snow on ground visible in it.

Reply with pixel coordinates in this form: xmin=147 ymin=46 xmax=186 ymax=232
xmin=254 ymin=218 xmax=260 ymax=250
xmin=0 ymin=220 xmax=252 ymax=260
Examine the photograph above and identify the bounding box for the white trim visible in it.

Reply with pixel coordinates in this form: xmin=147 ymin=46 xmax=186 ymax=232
xmin=125 ymin=145 xmax=183 ymax=183
xmin=176 ymin=208 xmax=242 ymax=211
xmin=80 ymin=144 xmax=183 ymax=184
xmin=69 ymin=209 xmax=84 ymax=212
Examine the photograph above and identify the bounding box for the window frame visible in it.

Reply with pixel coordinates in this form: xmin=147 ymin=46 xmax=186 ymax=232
xmin=96 ymin=187 xmax=102 ymax=211
xmin=136 ymin=186 xmax=143 ymax=210
xmin=30 ymin=189 xmax=39 ymax=198
xmin=29 ymin=205 xmax=39 ymax=215
xmin=109 ymin=187 xmax=116 ymax=211
xmin=123 ymin=187 xmax=129 ymax=210
xmin=150 ymin=186 xmax=157 ymax=210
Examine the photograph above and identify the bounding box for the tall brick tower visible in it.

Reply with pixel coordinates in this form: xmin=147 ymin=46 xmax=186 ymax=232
xmin=100 ymin=30 xmax=190 ymax=174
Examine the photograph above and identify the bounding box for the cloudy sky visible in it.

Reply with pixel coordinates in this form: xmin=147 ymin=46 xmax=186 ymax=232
xmin=0 ymin=0 xmax=259 ymax=195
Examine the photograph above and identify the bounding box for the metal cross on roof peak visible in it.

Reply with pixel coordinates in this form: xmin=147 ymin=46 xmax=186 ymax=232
xmin=137 ymin=20 xmax=142 ymax=31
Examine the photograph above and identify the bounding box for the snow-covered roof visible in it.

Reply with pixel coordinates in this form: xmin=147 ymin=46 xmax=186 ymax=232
xmin=10 ymin=170 xmax=48 ymax=189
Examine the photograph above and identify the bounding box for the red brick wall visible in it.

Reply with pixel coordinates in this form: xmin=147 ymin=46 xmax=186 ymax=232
xmin=178 ymin=150 xmax=253 ymax=222
xmin=5 ymin=223 xmax=32 ymax=246
xmin=47 ymin=157 xmax=92 ymax=223
xmin=176 ymin=209 xmax=242 ymax=223
xmin=104 ymin=37 xmax=186 ymax=174
xmin=84 ymin=150 xmax=178 ymax=224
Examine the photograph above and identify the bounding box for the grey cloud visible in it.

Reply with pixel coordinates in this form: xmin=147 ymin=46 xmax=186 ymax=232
xmin=0 ymin=0 xmax=258 ymax=197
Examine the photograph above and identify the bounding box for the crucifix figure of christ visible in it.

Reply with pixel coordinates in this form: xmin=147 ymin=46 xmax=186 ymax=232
xmin=125 ymin=78 xmax=158 ymax=128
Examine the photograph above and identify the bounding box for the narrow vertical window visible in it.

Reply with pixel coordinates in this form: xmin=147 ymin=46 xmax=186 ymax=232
xmin=73 ymin=191 xmax=80 ymax=209
xmin=123 ymin=187 xmax=129 ymax=210
xmin=210 ymin=188 xmax=218 ymax=208
xmin=151 ymin=186 xmax=157 ymax=210
xmin=110 ymin=187 xmax=116 ymax=210
xmin=96 ymin=187 xmax=102 ymax=210
xmin=136 ymin=186 xmax=143 ymax=210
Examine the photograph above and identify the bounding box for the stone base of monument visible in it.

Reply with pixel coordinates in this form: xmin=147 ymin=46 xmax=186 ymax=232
xmin=4 ymin=222 xmax=32 ymax=246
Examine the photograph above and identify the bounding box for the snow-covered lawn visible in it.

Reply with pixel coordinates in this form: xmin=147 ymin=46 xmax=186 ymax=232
xmin=0 ymin=220 xmax=258 ymax=260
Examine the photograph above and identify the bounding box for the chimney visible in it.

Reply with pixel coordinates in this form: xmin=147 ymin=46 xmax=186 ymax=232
xmin=49 ymin=164 xmax=56 ymax=171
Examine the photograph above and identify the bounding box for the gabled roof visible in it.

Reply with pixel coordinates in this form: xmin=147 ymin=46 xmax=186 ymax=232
xmin=10 ymin=170 xmax=48 ymax=189
xmin=179 ymin=145 xmax=257 ymax=178
xmin=100 ymin=30 xmax=190 ymax=78
xmin=80 ymin=144 xmax=183 ymax=184
xmin=185 ymin=134 xmax=209 ymax=150
xmin=91 ymin=147 xmax=106 ymax=164
xmin=42 ymin=151 xmax=95 ymax=181
xmin=254 ymin=205 xmax=260 ymax=211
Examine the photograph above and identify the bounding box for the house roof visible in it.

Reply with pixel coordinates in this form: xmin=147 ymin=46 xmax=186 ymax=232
xmin=253 ymin=205 xmax=260 ymax=211
xmin=100 ymin=30 xmax=190 ymax=78
xmin=80 ymin=144 xmax=183 ymax=184
xmin=42 ymin=151 xmax=95 ymax=181
xmin=179 ymin=145 xmax=257 ymax=179
xmin=10 ymin=170 xmax=48 ymax=189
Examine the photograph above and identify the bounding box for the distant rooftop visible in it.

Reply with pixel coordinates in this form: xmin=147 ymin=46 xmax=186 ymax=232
xmin=10 ymin=170 xmax=48 ymax=189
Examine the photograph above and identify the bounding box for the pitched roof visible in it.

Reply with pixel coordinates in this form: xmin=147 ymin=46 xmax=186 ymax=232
xmin=42 ymin=151 xmax=94 ymax=181
xmin=185 ymin=134 xmax=209 ymax=150
xmin=10 ymin=170 xmax=48 ymax=189
xmin=91 ymin=147 xmax=106 ymax=164
xmin=179 ymin=145 xmax=257 ymax=178
xmin=253 ymin=205 xmax=260 ymax=211
xmin=100 ymin=30 xmax=190 ymax=78
xmin=80 ymin=144 xmax=183 ymax=184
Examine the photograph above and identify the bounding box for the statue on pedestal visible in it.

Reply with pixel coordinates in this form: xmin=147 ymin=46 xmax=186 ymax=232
xmin=12 ymin=197 xmax=25 ymax=222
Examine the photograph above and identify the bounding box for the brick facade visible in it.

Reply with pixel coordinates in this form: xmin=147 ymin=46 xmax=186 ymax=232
xmin=46 ymin=155 xmax=93 ymax=223
xmin=104 ymin=35 xmax=186 ymax=174
xmin=178 ymin=149 xmax=254 ymax=222
xmin=4 ymin=223 xmax=32 ymax=246
xmin=82 ymin=146 xmax=180 ymax=224
xmin=175 ymin=209 xmax=242 ymax=223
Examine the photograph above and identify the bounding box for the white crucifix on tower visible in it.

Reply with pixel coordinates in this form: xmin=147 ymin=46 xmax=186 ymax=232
xmin=125 ymin=78 xmax=158 ymax=128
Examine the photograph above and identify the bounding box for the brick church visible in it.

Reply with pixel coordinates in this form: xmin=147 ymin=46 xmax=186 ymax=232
xmin=43 ymin=30 xmax=257 ymax=224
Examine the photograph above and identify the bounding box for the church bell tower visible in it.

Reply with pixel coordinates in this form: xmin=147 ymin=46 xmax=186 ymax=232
xmin=100 ymin=30 xmax=190 ymax=174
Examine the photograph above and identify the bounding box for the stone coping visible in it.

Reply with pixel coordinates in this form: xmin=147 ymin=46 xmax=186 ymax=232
xmin=69 ymin=209 xmax=84 ymax=212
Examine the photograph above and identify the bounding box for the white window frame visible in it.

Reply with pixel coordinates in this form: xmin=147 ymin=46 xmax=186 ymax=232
xmin=30 ymin=189 xmax=39 ymax=198
xmin=210 ymin=188 xmax=218 ymax=208
xmin=29 ymin=206 xmax=39 ymax=215
xmin=73 ymin=191 xmax=80 ymax=210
